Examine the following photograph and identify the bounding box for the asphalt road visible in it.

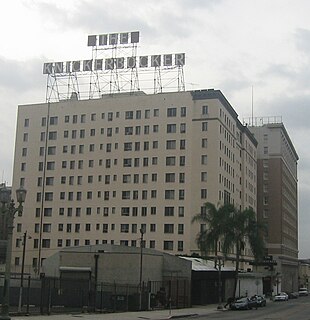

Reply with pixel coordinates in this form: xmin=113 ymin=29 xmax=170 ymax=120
xmin=197 ymin=296 xmax=310 ymax=320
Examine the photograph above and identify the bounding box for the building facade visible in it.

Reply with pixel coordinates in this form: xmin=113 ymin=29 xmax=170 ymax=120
xmin=12 ymin=89 xmax=257 ymax=273
xmin=249 ymin=121 xmax=299 ymax=293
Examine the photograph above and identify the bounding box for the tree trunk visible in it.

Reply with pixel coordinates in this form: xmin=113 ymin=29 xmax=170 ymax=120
xmin=233 ymin=243 xmax=240 ymax=299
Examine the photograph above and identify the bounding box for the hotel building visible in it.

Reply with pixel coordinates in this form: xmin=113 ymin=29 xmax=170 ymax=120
xmin=11 ymin=89 xmax=257 ymax=272
xmin=249 ymin=121 xmax=299 ymax=292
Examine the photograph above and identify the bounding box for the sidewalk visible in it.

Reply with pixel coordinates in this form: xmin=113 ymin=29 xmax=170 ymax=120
xmin=12 ymin=305 xmax=223 ymax=320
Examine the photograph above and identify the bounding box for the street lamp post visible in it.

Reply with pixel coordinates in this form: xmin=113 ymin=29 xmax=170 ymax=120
xmin=18 ymin=231 xmax=31 ymax=313
xmin=215 ymin=256 xmax=225 ymax=310
xmin=0 ymin=185 xmax=27 ymax=320
xmin=139 ymin=228 xmax=144 ymax=311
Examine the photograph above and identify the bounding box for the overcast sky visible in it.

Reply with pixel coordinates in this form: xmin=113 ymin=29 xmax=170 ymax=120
xmin=1 ymin=0 xmax=310 ymax=257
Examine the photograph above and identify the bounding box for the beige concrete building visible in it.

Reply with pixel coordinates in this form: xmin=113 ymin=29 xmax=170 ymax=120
xmin=11 ymin=89 xmax=257 ymax=274
xmin=249 ymin=121 xmax=299 ymax=293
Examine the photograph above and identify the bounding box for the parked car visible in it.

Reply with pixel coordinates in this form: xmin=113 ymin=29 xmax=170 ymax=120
xmin=288 ymin=292 xmax=299 ymax=299
xmin=250 ymin=295 xmax=267 ymax=307
xmin=230 ymin=297 xmax=257 ymax=310
xmin=274 ymin=292 xmax=289 ymax=301
xmin=298 ymin=288 xmax=309 ymax=296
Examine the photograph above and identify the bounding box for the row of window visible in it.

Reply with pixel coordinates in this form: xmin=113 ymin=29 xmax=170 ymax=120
xmin=31 ymin=206 xmax=186 ymax=218
xmin=23 ymin=106 xmax=202 ymax=129
xmin=21 ymin=154 xmax=195 ymax=172
xmin=28 ymin=222 xmax=185 ymax=235
xmin=37 ymin=188 xmax=187 ymax=202
xmin=22 ymin=121 xmax=209 ymax=143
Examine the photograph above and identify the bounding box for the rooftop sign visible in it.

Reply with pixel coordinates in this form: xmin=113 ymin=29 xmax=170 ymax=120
xmin=87 ymin=31 xmax=140 ymax=46
xmin=43 ymin=53 xmax=185 ymax=74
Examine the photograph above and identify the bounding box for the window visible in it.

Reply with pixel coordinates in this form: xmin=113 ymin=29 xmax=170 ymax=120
xmin=73 ymin=115 xmax=78 ymax=123
xmin=202 ymin=105 xmax=209 ymax=115
xmin=179 ymin=173 xmax=185 ymax=183
xmin=136 ymin=110 xmax=141 ymax=119
xmin=42 ymin=239 xmax=51 ymax=248
xmin=164 ymin=224 xmax=174 ymax=233
xmin=164 ymin=207 xmax=174 ymax=216
xmin=43 ymin=224 xmax=51 ymax=233
xmin=178 ymin=241 xmax=184 ymax=252
xmin=141 ymin=207 xmax=147 ymax=217
xmin=80 ymin=130 xmax=85 ymax=138
xmin=75 ymin=224 xmax=80 ymax=233
xmin=46 ymin=177 xmax=54 ymax=185
xmin=45 ymin=192 xmax=53 ymax=201
xmin=121 ymin=207 xmax=130 ymax=216
xmin=165 ymin=173 xmax=175 ymax=183
xmin=91 ymin=113 xmax=96 ymax=121
xmin=122 ymin=191 xmax=131 ymax=200
xmin=201 ymin=189 xmax=208 ymax=199
xmin=167 ymin=124 xmax=176 ymax=133
xmin=201 ymin=172 xmax=208 ymax=181
xmin=125 ymin=127 xmax=133 ymax=135
xmin=143 ymin=158 xmax=148 ymax=167
xmin=43 ymin=208 xmax=52 ymax=217
xmin=23 ymin=133 xmax=28 ymax=142
xmin=22 ymin=148 xmax=27 ymax=157
xmin=102 ymin=224 xmax=108 ymax=233
xmin=145 ymin=109 xmax=150 ymax=119
xmin=202 ymin=138 xmax=208 ymax=148
xmin=144 ymin=125 xmax=150 ymax=134
xmin=124 ymin=142 xmax=132 ymax=151
xmin=167 ymin=107 xmax=177 ymax=117
xmin=180 ymin=140 xmax=186 ymax=149
xmin=40 ymin=132 xmax=45 ymax=141
xmin=48 ymin=131 xmax=57 ymax=140
xmin=50 ymin=116 xmax=58 ymax=125
xmin=166 ymin=140 xmax=176 ymax=149
xmin=179 ymin=189 xmax=185 ymax=200
xmin=202 ymin=122 xmax=208 ymax=131
xmin=123 ymin=158 xmax=132 ymax=167
xmin=180 ymin=123 xmax=186 ymax=133
xmin=21 ymin=163 xmax=26 ymax=171
xmin=24 ymin=118 xmax=29 ymax=127
xmin=201 ymin=155 xmax=208 ymax=165
xmin=179 ymin=156 xmax=186 ymax=166
xmin=166 ymin=156 xmax=176 ymax=166
xmin=163 ymin=241 xmax=173 ymax=251
xmin=178 ymin=206 xmax=184 ymax=217
xmin=121 ymin=224 xmax=129 ymax=233
xmin=125 ymin=111 xmax=134 ymax=119
xmin=180 ymin=106 xmax=186 ymax=117
xmin=178 ymin=224 xmax=184 ymax=234
xmin=154 ymin=108 xmax=159 ymax=117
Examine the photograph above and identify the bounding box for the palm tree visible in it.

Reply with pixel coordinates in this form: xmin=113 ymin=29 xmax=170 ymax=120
xmin=192 ymin=202 xmax=235 ymax=258
xmin=222 ymin=207 xmax=265 ymax=298
xmin=192 ymin=203 xmax=265 ymax=300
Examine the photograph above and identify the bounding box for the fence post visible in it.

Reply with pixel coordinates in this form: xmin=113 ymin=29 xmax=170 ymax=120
xmin=40 ymin=276 xmax=45 ymax=314
xmin=113 ymin=281 xmax=116 ymax=312
xmin=26 ymin=275 xmax=31 ymax=315
xmin=100 ymin=282 xmax=103 ymax=312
